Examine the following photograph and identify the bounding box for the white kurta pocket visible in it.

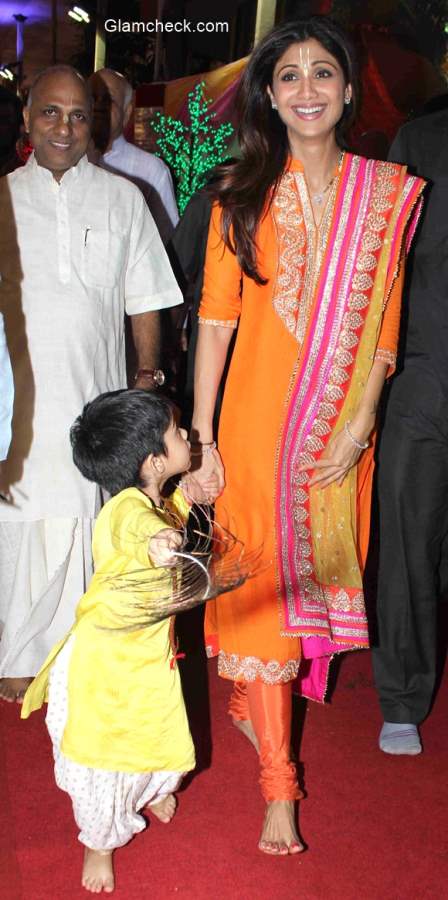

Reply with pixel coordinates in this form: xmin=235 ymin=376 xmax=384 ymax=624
xmin=81 ymin=229 xmax=126 ymax=288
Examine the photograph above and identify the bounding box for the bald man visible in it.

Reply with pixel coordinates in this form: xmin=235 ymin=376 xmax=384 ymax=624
xmin=89 ymin=68 xmax=179 ymax=244
xmin=0 ymin=65 xmax=182 ymax=702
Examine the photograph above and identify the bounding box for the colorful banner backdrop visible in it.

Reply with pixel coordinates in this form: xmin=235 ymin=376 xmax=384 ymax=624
xmin=164 ymin=57 xmax=247 ymax=128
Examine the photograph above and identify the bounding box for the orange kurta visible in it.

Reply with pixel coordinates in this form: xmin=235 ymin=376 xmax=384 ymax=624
xmin=199 ymin=157 xmax=411 ymax=684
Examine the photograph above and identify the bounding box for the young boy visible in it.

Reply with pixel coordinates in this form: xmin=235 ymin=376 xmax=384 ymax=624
xmin=22 ymin=389 xmax=199 ymax=894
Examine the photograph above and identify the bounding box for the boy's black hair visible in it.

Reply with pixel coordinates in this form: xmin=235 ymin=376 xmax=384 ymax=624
xmin=70 ymin=389 xmax=174 ymax=495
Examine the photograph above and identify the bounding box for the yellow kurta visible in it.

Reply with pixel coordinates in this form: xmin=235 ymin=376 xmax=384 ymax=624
xmin=22 ymin=487 xmax=196 ymax=775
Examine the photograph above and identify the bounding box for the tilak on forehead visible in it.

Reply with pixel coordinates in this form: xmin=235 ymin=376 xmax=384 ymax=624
xmin=298 ymin=44 xmax=313 ymax=75
xmin=277 ymin=43 xmax=337 ymax=76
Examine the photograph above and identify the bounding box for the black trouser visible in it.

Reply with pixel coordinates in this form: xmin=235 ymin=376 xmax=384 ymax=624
xmin=372 ymin=368 xmax=448 ymax=724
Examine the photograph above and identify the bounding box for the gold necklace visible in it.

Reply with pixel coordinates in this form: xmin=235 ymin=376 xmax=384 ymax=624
xmin=311 ymin=150 xmax=344 ymax=204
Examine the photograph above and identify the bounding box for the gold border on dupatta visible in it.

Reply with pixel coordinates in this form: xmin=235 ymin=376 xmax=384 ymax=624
xmin=274 ymin=159 xmax=404 ymax=640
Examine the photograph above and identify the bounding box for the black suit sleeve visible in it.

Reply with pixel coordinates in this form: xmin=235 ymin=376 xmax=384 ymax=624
xmin=167 ymin=192 xmax=212 ymax=291
xmin=388 ymin=127 xmax=409 ymax=166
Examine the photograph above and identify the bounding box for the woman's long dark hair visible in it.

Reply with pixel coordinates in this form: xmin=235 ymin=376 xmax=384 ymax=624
xmin=210 ymin=16 xmax=359 ymax=284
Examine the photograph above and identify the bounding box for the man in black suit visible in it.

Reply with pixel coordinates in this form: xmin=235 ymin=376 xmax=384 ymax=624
xmin=373 ymin=110 xmax=448 ymax=754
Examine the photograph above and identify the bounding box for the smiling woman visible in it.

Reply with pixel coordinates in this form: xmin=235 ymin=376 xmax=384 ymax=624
xmin=267 ymin=40 xmax=351 ymax=167
xmin=23 ymin=65 xmax=91 ymax=181
xmin=188 ymin=15 xmax=425 ymax=859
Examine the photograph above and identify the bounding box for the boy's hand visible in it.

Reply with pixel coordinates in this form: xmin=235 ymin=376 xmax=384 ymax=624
xmin=180 ymin=473 xmax=210 ymax=504
xmin=190 ymin=448 xmax=225 ymax=503
xmin=149 ymin=528 xmax=183 ymax=567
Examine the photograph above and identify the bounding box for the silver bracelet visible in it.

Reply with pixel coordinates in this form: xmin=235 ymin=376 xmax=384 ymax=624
xmin=344 ymin=421 xmax=369 ymax=451
xmin=190 ymin=441 xmax=217 ymax=457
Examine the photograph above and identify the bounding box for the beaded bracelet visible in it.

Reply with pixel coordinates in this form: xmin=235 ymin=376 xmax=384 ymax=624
xmin=344 ymin=421 xmax=369 ymax=451
xmin=190 ymin=441 xmax=217 ymax=457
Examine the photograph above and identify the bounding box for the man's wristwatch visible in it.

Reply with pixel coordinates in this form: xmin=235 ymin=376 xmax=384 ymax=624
xmin=134 ymin=368 xmax=165 ymax=387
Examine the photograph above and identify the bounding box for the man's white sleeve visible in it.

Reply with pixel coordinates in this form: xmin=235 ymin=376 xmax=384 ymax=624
xmin=0 ymin=313 xmax=13 ymax=461
xmin=125 ymin=191 xmax=183 ymax=316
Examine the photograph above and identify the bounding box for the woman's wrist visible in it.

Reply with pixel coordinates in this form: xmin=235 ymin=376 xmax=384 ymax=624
xmin=344 ymin=421 xmax=369 ymax=450
xmin=190 ymin=441 xmax=217 ymax=457
xmin=348 ymin=408 xmax=376 ymax=445
xmin=190 ymin=423 xmax=214 ymax=444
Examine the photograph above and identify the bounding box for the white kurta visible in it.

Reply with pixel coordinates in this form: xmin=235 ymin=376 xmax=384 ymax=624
xmin=0 ymin=518 xmax=94 ymax=677
xmin=0 ymin=152 xmax=182 ymax=521
xmin=100 ymin=135 xmax=179 ymax=244
xmin=0 ymin=312 xmax=13 ymax=461
xmin=0 ymin=152 xmax=182 ymax=676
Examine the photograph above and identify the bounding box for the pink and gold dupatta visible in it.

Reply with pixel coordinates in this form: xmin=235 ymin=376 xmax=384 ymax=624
xmin=273 ymin=154 xmax=424 ymax=701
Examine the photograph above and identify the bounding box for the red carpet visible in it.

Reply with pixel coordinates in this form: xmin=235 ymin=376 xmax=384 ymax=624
xmin=1 ymin=646 xmax=447 ymax=900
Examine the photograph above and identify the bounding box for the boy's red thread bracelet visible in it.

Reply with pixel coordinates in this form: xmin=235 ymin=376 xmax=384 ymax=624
xmin=170 ymin=652 xmax=186 ymax=670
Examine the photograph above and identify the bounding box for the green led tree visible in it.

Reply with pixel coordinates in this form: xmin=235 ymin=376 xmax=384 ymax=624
xmin=152 ymin=82 xmax=234 ymax=215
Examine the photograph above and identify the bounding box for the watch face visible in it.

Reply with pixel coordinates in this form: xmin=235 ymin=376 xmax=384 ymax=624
xmin=154 ymin=369 xmax=165 ymax=386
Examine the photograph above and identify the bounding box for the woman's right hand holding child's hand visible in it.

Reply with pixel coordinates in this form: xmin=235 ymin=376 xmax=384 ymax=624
xmin=190 ymin=448 xmax=225 ymax=503
xmin=149 ymin=528 xmax=183 ymax=567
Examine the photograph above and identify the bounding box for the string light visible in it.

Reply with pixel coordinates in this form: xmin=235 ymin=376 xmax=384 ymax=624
xmin=152 ymin=82 xmax=234 ymax=214
xmin=68 ymin=6 xmax=90 ymax=24
xmin=73 ymin=6 xmax=90 ymax=22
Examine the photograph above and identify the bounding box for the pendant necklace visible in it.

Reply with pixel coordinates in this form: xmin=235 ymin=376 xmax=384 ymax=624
xmin=312 ymin=150 xmax=344 ymax=204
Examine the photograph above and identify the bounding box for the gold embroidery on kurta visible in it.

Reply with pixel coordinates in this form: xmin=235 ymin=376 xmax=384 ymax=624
xmin=271 ymin=171 xmax=339 ymax=344
xmin=217 ymin=650 xmax=300 ymax=683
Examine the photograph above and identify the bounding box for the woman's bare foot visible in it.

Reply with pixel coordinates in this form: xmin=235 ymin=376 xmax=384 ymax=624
xmin=82 ymin=849 xmax=114 ymax=893
xmin=146 ymin=793 xmax=177 ymax=824
xmin=258 ymin=800 xmax=304 ymax=856
xmin=232 ymin=718 xmax=259 ymax=753
xmin=0 ymin=677 xmax=32 ymax=703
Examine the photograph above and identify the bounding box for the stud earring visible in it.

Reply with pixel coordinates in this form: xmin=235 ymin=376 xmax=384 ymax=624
xmin=344 ymin=95 xmax=351 ymax=105
xmin=271 ymin=100 xmax=278 ymax=109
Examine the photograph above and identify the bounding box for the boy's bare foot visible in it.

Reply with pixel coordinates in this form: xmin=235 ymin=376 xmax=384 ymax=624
xmin=232 ymin=717 xmax=259 ymax=753
xmin=82 ymin=849 xmax=114 ymax=893
xmin=146 ymin=793 xmax=177 ymax=823
xmin=0 ymin=677 xmax=32 ymax=703
xmin=258 ymin=800 xmax=304 ymax=856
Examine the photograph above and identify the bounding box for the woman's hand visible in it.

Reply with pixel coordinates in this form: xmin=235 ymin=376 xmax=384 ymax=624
xmin=189 ymin=447 xmax=225 ymax=503
xmin=149 ymin=528 xmax=183 ymax=567
xmin=300 ymin=411 xmax=374 ymax=489
xmin=179 ymin=473 xmax=210 ymax=505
